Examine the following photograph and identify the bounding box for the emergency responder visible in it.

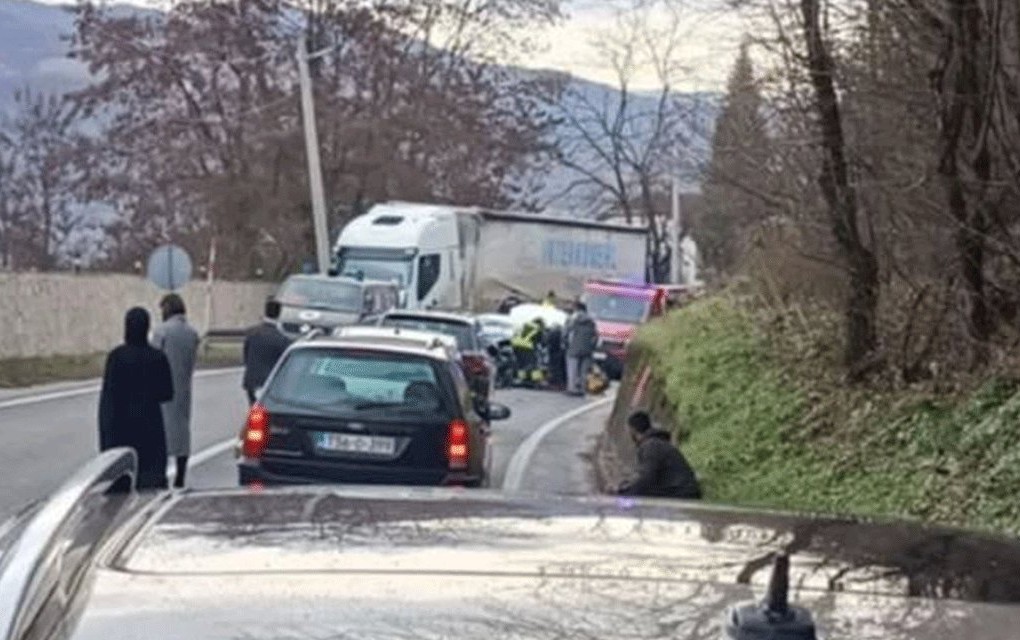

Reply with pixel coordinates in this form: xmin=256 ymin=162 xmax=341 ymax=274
xmin=511 ymin=317 xmax=545 ymax=385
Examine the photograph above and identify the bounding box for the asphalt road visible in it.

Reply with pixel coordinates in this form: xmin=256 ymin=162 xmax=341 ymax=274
xmin=0 ymin=372 xmax=609 ymax=522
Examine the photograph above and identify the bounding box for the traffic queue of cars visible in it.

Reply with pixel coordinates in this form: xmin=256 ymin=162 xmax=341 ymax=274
xmin=239 ymin=274 xmax=512 ymax=489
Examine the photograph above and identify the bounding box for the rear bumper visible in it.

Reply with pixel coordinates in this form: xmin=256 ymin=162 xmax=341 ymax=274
xmin=238 ymin=459 xmax=482 ymax=488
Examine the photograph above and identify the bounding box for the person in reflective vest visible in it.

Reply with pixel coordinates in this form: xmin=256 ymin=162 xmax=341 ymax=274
xmin=511 ymin=317 xmax=545 ymax=383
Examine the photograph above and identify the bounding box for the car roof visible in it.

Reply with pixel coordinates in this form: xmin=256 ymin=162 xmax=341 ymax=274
xmin=286 ymin=332 xmax=455 ymax=361
xmin=64 ymin=487 xmax=1020 ymax=639
xmin=283 ymin=273 xmax=397 ymax=288
xmin=9 ymin=460 xmax=1020 ymax=640
xmin=381 ymin=309 xmax=476 ymax=325
xmin=330 ymin=326 xmax=460 ymax=354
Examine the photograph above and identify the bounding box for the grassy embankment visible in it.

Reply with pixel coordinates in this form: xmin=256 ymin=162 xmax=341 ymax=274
xmin=0 ymin=343 xmax=243 ymax=388
xmin=632 ymin=294 xmax=1020 ymax=535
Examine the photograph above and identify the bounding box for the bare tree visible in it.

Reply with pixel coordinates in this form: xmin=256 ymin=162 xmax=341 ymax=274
xmin=70 ymin=0 xmax=561 ymax=278
xmin=0 ymin=88 xmax=87 ymax=270
xmin=549 ymin=0 xmax=709 ymax=282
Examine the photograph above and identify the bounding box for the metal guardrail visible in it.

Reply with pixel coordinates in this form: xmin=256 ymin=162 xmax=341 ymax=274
xmin=0 ymin=448 xmax=137 ymax=640
xmin=204 ymin=328 xmax=247 ymax=341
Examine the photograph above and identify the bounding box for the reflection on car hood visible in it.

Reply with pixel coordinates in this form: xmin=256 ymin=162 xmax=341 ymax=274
xmin=72 ymin=488 xmax=1020 ymax=639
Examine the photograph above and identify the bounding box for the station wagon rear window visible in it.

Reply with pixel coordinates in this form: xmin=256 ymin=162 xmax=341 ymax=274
xmin=265 ymin=349 xmax=449 ymax=417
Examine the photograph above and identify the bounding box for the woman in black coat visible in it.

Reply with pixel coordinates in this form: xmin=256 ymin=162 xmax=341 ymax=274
xmin=98 ymin=307 xmax=175 ymax=490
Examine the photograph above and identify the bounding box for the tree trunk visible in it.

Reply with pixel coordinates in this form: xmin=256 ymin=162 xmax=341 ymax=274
xmin=800 ymin=0 xmax=880 ymax=370
xmin=936 ymin=0 xmax=995 ymax=365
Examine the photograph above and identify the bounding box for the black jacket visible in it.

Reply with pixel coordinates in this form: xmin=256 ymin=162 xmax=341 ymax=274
xmin=618 ymin=429 xmax=701 ymax=499
xmin=243 ymin=321 xmax=292 ymax=392
xmin=99 ymin=308 xmax=174 ymax=490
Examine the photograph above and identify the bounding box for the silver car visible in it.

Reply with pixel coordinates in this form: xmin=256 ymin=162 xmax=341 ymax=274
xmin=275 ymin=274 xmax=400 ymax=338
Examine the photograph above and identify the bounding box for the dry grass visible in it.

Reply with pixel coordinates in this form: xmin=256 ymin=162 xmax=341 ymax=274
xmin=0 ymin=342 xmax=243 ymax=388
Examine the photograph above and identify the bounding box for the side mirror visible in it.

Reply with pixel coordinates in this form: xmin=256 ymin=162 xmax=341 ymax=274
xmin=486 ymin=344 xmax=499 ymax=358
xmin=397 ymin=290 xmax=408 ymax=308
xmin=486 ymin=402 xmax=511 ymax=421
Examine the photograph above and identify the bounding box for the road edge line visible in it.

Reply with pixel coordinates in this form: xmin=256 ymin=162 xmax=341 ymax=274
xmin=0 ymin=367 xmax=242 ymax=411
xmin=501 ymin=394 xmax=615 ymax=492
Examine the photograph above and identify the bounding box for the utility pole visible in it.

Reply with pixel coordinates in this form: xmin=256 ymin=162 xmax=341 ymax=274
xmin=670 ymin=176 xmax=683 ymax=283
xmin=296 ymin=38 xmax=331 ymax=275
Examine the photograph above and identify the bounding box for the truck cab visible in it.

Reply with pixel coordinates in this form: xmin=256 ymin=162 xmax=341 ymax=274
xmin=332 ymin=203 xmax=473 ymax=311
xmin=583 ymin=279 xmax=668 ymax=380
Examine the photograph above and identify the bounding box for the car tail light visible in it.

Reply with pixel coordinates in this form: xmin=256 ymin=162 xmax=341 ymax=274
xmin=447 ymin=419 xmax=469 ymax=469
xmin=462 ymin=354 xmax=489 ymax=376
xmin=242 ymin=404 xmax=270 ymax=458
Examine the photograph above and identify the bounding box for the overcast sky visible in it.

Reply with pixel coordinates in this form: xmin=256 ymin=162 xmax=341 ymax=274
xmin=526 ymin=0 xmax=745 ymax=92
xmin=31 ymin=0 xmax=746 ymax=92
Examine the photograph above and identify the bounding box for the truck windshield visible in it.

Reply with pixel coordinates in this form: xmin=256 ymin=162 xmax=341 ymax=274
xmin=336 ymin=250 xmax=413 ymax=287
xmin=278 ymin=278 xmax=362 ymax=313
xmin=585 ymin=292 xmax=650 ymax=325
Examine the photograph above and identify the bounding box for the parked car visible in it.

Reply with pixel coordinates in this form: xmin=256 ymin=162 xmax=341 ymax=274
xmin=377 ymin=310 xmax=494 ymax=402
xmin=6 ymin=451 xmax=1020 ymax=640
xmin=236 ymin=327 xmax=509 ymax=488
xmin=476 ymin=313 xmax=517 ymax=347
xmin=275 ymin=274 xmax=400 ymax=339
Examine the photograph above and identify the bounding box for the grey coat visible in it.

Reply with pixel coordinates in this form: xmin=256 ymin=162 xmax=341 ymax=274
xmin=152 ymin=314 xmax=200 ymax=457
xmin=566 ymin=311 xmax=598 ymax=357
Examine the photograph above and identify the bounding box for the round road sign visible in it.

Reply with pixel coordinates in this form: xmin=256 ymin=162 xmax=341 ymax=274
xmin=146 ymin=244 xmax=193 ymax=291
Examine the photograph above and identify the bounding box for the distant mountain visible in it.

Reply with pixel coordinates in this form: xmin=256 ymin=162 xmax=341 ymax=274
xmin=0 ymin=0 xmax=86 ymax=107
xmin=529 ymin=75 xmax=719 ymax=212
xmin=0 ymin=0 xmax=719 ymax=208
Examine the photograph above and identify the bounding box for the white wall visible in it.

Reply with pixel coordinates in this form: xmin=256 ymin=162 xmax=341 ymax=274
xmin=0 ymin=273 xmax=274 ymax=359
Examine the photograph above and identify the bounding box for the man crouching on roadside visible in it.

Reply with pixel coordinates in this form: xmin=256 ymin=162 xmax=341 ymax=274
xmin=616 ymin=411 xmax=702 ymax=499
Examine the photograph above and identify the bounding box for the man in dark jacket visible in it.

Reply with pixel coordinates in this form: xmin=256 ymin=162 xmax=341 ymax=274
xmin=99 ymin=307 xmax=175 ymax=490
xmin=243 ymin=298 xmax=292 ymax=404
xmin=565 ymin=301 xmax=598 ymax=396
xmin=544 ymin=323 xmax=566 ymax=390
xmin=617 ymin=411 xmax=701 ymax=499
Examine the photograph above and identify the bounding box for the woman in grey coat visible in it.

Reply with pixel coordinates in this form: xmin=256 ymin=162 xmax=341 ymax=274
xmin=151 ymin=293 xmax=200 ymax=488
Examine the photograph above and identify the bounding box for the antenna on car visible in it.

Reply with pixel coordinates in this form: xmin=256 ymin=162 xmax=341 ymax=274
xmin=723 ymin=553 xmax=817 ymax=639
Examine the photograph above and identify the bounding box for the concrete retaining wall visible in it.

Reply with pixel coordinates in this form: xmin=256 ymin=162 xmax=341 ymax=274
xmin=0 ymin=273 xmax=274 ymax=359
xmin=595 ymin=348 xmax=680 ymax=492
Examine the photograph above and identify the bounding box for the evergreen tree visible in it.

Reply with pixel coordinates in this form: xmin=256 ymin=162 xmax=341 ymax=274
xmin=699 ymin=42 xmax=772 ymax=273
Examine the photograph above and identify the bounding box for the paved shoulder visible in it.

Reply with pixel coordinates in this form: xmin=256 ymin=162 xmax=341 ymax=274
xmin=503 ymin=396 xmax=613 ymax=495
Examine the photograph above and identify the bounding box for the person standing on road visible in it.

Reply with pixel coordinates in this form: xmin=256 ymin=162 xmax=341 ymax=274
xmin=616 ymin=411 xmax=701 ymax=499
xmin=99 ymin=307 xmax=174 ymax=490
xmin=243 ymin=297 xmax=292 ymax=405
xmin=565 ymin=301 xmax=598 ymax=396
xmin=151 ymin=293 xmax=200 ymax=489
xmin=544 ymin=322 xmax=566 ymax=390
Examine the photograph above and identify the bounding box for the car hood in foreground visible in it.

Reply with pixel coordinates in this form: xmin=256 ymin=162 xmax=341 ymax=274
xmin=72 ymin=488 xmax=1020 ymax=639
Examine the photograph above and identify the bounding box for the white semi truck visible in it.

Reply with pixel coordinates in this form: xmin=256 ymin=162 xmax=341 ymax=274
xmin=332 ymin=202 xmax=648 ymax=312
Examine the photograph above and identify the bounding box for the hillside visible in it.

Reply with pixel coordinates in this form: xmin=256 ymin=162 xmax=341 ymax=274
xmin=608 ymin=293 xmax=1020 ymax=536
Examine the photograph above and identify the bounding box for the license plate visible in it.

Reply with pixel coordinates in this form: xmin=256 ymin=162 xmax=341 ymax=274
xmin=315 ymin=432 xmax=396 ymax=455
xmin=594 ymin=352 xmax=607 ymax=361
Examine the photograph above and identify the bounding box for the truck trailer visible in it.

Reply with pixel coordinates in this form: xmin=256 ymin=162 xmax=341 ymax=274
xmin=332 ymin=202 xmax=648 ymax=312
